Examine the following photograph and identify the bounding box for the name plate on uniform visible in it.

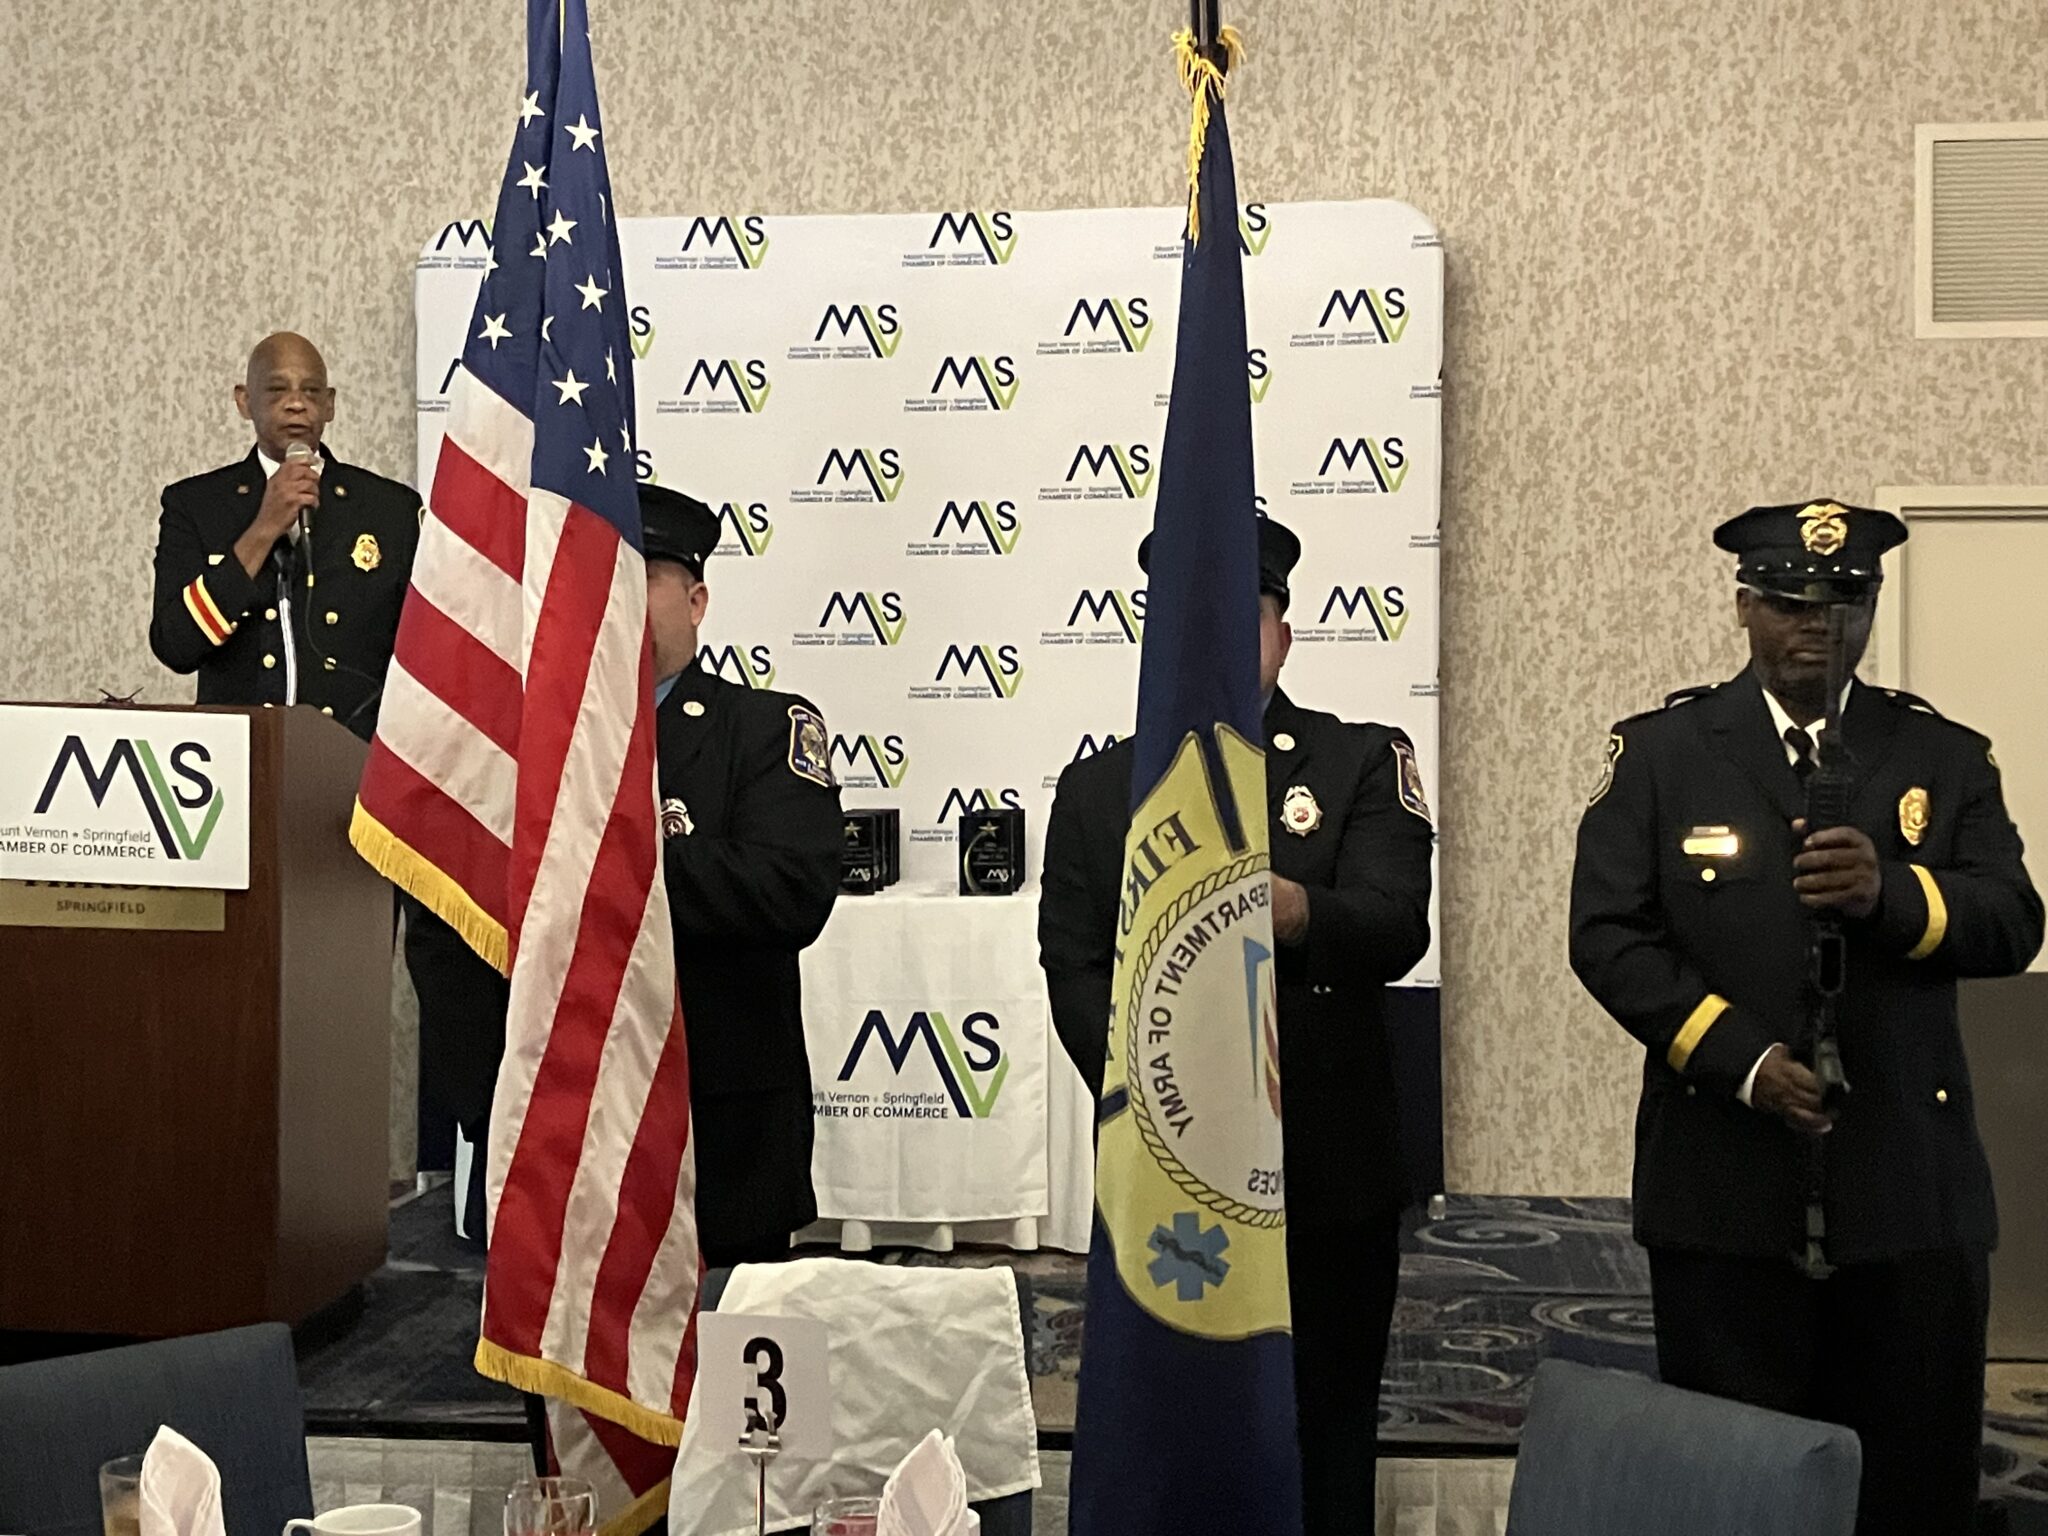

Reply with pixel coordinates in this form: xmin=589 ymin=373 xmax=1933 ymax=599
xmin=0 ymin=880 xmax=226 ymax=931
xmin=0 ymin=705 xmax=251 ymax=890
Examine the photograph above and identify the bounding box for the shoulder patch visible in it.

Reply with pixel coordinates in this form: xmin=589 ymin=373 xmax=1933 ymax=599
xmin=1588 ymin=732 xmax=1625 ymax=806
xmin=787 ymin=704 xmax=834 ymax=788
xmin=1390 ymin=738 xmax=1433 ymax=826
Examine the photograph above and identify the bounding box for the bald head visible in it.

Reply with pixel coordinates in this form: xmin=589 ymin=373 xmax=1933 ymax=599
xmin=235 ymin=332 xmax=335 ymax=460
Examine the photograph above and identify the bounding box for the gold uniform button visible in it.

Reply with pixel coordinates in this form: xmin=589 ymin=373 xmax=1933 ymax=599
xmin=264 ymin=607 xmax=277 ymax=621
xmin=326 ymin=610 xmax=339 ymax=625
xmin=262 ymin=653 xmax=276 ymax=669
xmin=1936 ymin=1089 xmax=1949 ymax=1104
xmin=236 ymin=483 xmax=250 ymax=495
xmin=321 ymin=706 xmax=334 ymax=717
xmin=334 ymin=484 xmax=347 ymax=498
xmin=323 ymin=658 xmax=337 ymax=671
xmin=1700 ymin=868 xmax=1717 ymax=883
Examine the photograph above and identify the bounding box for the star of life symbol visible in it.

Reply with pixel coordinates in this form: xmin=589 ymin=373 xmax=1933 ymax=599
xmin=1148 ymin=1211 xmax=1231 ymax=1302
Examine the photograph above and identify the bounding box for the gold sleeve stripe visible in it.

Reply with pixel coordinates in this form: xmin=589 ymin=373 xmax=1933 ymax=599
xmin=182 ymin=576 xmax=234 ymax=644
xmin=1667 ymin=993 xmax=1731 ymax=1072
xmin=1907 ymin=864 xmax=1949 ymax=960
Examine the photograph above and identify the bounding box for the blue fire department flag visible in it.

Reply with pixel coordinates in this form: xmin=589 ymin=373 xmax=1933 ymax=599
xmin=1068 ymin=29 xmax=1304 ymax=1536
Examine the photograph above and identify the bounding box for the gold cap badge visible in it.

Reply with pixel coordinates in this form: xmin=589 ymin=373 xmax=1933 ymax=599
xmin=1899 ymin=787 xmax=1929 ymax=846
xmin=1798 ymin=502 xmax=1849 ymax=557
xmin=352 ymin=533 xmax=381 ymax=572
xmin=1281 ymin=785 xmax=1322 ymax=836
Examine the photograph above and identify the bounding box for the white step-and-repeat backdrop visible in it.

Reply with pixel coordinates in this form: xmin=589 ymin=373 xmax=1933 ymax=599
xmin=415 ymin=201 xmax=1444 ymax=986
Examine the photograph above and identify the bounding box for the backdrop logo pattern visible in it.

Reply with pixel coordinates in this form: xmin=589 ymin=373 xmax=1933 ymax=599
xmin=796 ymin=447 xmax=905 ymax=504
xmin=657 ymin=214 xmax=770 ymax=270
xmin=907 ymin=355 xmax=1019 ymax=413
xmin=910 ymin=498 xmax=1021 ymax=557
xmin=416 ymin=203 xmax=1443 ymax=982
xmin=791 ymin=303 xmax=902 ymax=360
xmin=908 ymin=211 xmax=1017 ymax=268
xmin=1045 ymin=443 xmax=1154 ymax=502
xmin=830 ymin=732 xmax=910 ymax=789
xmin=1040 ymin=297 xmax=1154 ymax=356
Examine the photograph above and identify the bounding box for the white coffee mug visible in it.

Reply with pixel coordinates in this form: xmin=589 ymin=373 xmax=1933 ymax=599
xmin=283 ymin=1505 xmax=422 ymax=1536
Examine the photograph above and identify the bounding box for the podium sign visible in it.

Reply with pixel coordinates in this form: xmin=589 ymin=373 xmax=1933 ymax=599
xmin=0 ymin=705 xmax=250 ymax=889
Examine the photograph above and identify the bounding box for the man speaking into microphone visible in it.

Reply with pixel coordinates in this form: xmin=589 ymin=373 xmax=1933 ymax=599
xmin=148 ymin=331 xmax=420 ymax=738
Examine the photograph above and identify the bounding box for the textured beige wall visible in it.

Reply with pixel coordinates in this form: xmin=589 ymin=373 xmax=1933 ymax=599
xmin=6 ymin=0 xmax=2045 ymax=1194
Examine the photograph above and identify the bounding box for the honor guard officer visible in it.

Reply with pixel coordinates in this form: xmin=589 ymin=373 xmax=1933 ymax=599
xmin=640 ymin=485 xmax=845 ymax=1269
xmin=1569 ymin=499 xmax=2042 ymax=1536
xmin=148 ymin=332 xmax=420 ymax=738
xmin=1038 ymin=514 xmax=1435 ymax=1536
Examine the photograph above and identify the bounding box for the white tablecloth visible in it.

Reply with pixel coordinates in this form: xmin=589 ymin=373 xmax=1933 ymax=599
xmin=797 ymin=884 xmax=1094 ymax=1254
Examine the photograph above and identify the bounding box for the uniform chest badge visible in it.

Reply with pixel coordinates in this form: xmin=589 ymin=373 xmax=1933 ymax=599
xmin=1281 ymin=785 xmax=1322 ymax=836
xmin=352 ymin=533 xmax=381 ymax=572
xmin=660 ymin=797 xmax=693 ymax=839
xmin=1899 ymin=786 xmax=1929 ymax=846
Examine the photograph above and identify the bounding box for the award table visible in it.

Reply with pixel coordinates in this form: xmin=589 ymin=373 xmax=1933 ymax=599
xmin=796 ymin=883 xmax=1095 ymax=1254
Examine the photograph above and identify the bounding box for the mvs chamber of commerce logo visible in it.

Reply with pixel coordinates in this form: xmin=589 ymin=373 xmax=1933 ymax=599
xmin=796 ymin=592 xmax=908 ymax=648
xmin=794 ymin=448 xmax=905 ymax=505
xmin=659 ymin=358 xmax=771 ymax=416
xmin=906 ymin=211 xmax=1017 ymax=268
xmin=713 ymin=500 xmax=774 ymax=557
xmin=911 ymin=644 xmax=1024 ymax=702
xmin=5 ymin=734 xmax=225 ymax=866
xmin=1041 ymin=444 xmax=1154 ymax=503
xmin=830 ymin=733 xmax=909 ymax=790
xmin=1037 ymin=297 xmax=1153 ymax=357
xmin=1291 ymin=436 xmax=1412 ymax=498
xmin=789 ymin=303 xmax=902 ymax=362
xmin=821 ymin=1009 xmax=1010 ymax=1120
xmin=909 ymin=499 xmax=1021 ymax=558
xmin=1290 ymin=287 xmax=1411 ymax=350
xmin=1043 ymin=589 xmax=1145 ymax=647
xmin=697 ymin=643 xmax=778 ymax=689
xmin=906 ymin=355 xmax=1019 ymax=413
xmin=656 ymin=214 xmax=770 ymax=271
xmin=1291 ymin=584 xmax=1416 ymax=646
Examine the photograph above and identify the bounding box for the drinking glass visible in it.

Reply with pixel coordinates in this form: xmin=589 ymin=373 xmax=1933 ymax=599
xmin=98 ymin=1455 xmax=144 ymax=1536
xmin=812 ymin=1495 xmax=880 ymax=1536
xmin=504 ymin=1476 xmax=597 ymax=1536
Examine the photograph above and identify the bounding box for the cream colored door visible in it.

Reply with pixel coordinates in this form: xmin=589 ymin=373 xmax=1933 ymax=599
xmin=1877 ymin=488 xmax=2048 ymax=1359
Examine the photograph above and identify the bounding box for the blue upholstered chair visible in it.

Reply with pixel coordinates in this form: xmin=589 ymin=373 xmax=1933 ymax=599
xmin=0 ymin=1324 xmax=314 ymax=1536
xmin=1505 ymin=1359 xmax=1862 ymax=1536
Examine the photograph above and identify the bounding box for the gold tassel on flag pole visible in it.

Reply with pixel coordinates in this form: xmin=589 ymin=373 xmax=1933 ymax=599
xmin=1171 ymin=19 xmax=1245 ymax=245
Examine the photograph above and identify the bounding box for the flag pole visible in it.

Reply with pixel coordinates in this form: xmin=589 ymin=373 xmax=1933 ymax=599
xmin=1190 ymin=0 xmax=1228 ymax=69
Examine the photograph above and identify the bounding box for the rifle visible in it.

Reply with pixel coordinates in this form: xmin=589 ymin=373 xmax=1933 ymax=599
xmin=1798 ymin=601 xmax=1854 ymax=1278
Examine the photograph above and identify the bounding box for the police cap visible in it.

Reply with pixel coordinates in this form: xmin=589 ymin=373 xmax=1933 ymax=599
xmin=638 ymin=484 xmax=719 ymax=577
xmin=1137 ymin=516 xmax=1303 ymax=610
xmin=1713 ymin=498 xmax=1907 ymax=603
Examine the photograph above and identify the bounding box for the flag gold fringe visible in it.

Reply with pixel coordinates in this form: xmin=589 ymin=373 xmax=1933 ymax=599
xmin=1172 ymin=23 xmax=1247 ymax=244
xmin=599 ymin=1480 xmax=671 ymax=1536
xmin=475 ymin=1337 xmax=685 ymax=1448
xmin=349 ymin=801 xmax=510 ymax=974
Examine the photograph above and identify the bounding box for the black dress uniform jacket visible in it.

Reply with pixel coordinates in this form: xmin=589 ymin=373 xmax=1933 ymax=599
xmin=1570 ymin=669 xmax=2042 ymax=1263
xmin=1038 ymin=688 xmax=1435 ymax=1227
xmin=149 ymin=449 xmax=420 ymax=740
xmin=656 ymin=664 xmax=843 ymax=1257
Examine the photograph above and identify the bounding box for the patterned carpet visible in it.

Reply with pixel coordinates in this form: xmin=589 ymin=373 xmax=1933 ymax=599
xmin=294 ymin=1191 xmax=2048 ymax=1518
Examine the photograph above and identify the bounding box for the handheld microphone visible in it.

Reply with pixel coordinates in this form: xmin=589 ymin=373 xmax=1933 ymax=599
xmin=282 ymin=438 xmax=322 ymax=547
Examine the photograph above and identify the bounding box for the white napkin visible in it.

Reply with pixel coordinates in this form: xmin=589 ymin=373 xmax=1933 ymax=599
xmin=877 ymin=1430 xmax=980 ymax=1536
xmin=137 ymin=1426 xmax=226 ymax=1536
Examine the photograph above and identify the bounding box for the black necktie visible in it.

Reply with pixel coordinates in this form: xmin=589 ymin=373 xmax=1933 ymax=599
xmin=1785 ymin=726 xmax=1817 ymax=782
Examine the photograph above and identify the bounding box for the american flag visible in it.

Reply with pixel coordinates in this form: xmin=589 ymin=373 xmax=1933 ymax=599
xmin=349 ymin=0 xmax=699 ymax=1505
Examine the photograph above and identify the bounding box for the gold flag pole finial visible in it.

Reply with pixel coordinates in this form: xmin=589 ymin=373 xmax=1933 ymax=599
xmin=1172 ymin=18 xmax=1246 ymax=244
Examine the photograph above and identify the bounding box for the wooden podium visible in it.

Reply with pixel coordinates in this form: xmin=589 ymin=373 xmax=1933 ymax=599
xmin=0 ymin=705 xmax=391 ymax=1336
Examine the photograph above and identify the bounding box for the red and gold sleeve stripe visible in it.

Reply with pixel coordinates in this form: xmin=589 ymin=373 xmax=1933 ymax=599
xmin=181 ymin=575 xmax=236 ymax=645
